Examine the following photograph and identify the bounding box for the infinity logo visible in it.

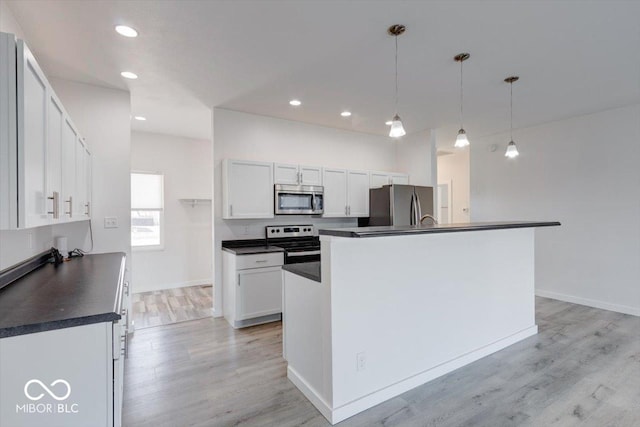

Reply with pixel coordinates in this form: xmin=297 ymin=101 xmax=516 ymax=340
xmin=24 ymin=379 xmax=71 ymax=401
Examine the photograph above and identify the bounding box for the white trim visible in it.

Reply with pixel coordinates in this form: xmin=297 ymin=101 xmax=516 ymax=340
xmin=132 ymin=278 xmax=212 ymax=294
xmin=290 ymin=325 xmax=538 ymax=425
xmin=536 ymin=289 xmax=640 ymax=317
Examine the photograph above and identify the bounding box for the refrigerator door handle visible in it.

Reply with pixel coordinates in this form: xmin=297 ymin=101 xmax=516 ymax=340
xmin=415 ymin=190 xmax=423 ymax=222
xmin=410 ymin=192 xmax=416 ymax=226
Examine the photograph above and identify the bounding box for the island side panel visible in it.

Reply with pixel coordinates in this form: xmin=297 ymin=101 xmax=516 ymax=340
xmin=322 ymin=228 xmax=536 ymax=419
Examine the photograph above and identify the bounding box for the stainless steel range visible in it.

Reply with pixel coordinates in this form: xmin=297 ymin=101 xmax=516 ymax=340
xmin=266 ymin=225 xmax=320 ymax=264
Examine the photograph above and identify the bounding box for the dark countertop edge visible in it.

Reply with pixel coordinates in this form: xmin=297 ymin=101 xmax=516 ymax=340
xmin=282 ymin=262 xmax=321 ymax=283
xmin=222 ymin=246 xmax=285 ymax=255
xmin=319 ymin=221 xmax=561 ymax=238
xmin=0 ymin=312 xmax=121 ymax=338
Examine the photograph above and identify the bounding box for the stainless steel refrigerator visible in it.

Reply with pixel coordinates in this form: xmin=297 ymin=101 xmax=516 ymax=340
xmin=369 ymin=184 xmax=434 ymax=226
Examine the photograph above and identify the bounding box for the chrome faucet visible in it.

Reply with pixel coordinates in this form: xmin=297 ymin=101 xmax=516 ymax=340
xmin=419 ymin=214 xmax=438 ymax=225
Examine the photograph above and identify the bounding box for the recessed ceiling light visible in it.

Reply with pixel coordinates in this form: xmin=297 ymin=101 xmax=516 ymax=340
xmin=385 ymin=121 xmax=393 ymax=126
xmin=341 ymin=111 xmax=352 ymax=117
xmin=120 ymin=71 xmax=138 ymax=79
xmin=115 ymin=25 xmax=138 ymax=38
xmin=289 ymin=99 xmax=301 ymax=106
xmin=133 ymin=116 xmax=146 ymax=121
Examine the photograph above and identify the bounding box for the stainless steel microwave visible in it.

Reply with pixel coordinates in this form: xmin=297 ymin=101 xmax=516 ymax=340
xmin=274 ymin=184 xmax=324 ymax=215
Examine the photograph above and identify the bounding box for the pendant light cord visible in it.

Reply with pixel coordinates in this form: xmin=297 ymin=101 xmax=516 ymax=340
xmin=394 ymin=35 xmax=399 ymax=114
xmin=509 ymin=81 xmax=513 ymax=141
xmin=460 ymin=59 xmax=464 ymax=129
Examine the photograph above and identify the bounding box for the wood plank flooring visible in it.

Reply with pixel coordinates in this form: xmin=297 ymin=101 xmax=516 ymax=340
xmin=131 ymin=285 xmax=213 ymax=329
xmin=122 ymin=297 xmax=640 ymax=426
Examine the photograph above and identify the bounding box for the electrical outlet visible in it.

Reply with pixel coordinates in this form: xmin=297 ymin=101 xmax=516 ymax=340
xmin=104 ymin=217 xmax=118 ymax=229
xmin=356 ymin=352 xmax=366 ymax=371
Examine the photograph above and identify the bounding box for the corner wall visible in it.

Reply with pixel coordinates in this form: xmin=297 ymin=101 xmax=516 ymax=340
xmin=470 ymin=104 xmax=640 ymax=316
xmin=131 ymin=131 xmax=213 ymax=293
xmin=437 ymin=149 xmax=470 ymax=223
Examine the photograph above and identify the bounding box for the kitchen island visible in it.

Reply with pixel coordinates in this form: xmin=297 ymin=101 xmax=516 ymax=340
xmin=283 ymin=221 xmax=560 ymax=425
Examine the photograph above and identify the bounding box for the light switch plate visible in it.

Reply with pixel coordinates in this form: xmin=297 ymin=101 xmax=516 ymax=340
xmin=104 ymin=217 xmax=118 ymax=228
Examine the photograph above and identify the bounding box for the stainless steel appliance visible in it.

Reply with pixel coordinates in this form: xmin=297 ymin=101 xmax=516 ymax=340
xmin=274 ymin=184 xmax=324 ymax=215
xmin=266 ymin=225 xmax=320 ymax=264
xmin=369 ymin=184 xmax=434 ymax=226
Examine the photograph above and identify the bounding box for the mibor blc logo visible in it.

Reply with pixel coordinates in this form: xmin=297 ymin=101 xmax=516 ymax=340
xmin=16 ymin=379 xmax=79 ymax=415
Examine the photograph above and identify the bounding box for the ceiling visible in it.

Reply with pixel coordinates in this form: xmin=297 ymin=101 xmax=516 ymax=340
xmin=6 ymin=0 xmax=640 ymax=146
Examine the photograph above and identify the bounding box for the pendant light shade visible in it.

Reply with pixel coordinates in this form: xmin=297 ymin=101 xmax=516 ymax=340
xmin=505 ymin=140 xmax=519 ymax=158
xmin=389 ymin=114 xmax=406 ymax=137
xmin=454 ymin=53 xmax=470 ymax=148
xmin=455 ymin=129 xmax=469 ymax=148
xmin=504 ymin=76 xmax=520 ymax=158
xmin=388 ymin=25 xmax=406 ymax=138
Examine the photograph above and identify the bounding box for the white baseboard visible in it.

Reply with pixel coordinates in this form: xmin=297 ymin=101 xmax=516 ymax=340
xmin=536 ymin=289 xmax=640 ymax=316
xmin=133 ymin=278 xmax=212 ymax=294
xmin=288 ymin=325 xmax=538 ymax=425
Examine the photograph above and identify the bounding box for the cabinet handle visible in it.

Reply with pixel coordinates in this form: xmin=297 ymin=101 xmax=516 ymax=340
xmin=85 ymin=202 xmax=90 ymax=216
xmin=255 ymin=260 xmax=268 ymax=263
xmin=65 ymin=196 xmax=73 ymax=217
xmin=47 ymin=191 xmax=59 ymax=219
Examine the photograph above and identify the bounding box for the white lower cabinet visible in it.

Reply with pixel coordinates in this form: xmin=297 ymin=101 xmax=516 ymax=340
xmin=222 ymin=250 xmax=284 ymax=328
xmin=0 ymin=322 xmax=125 ymax=427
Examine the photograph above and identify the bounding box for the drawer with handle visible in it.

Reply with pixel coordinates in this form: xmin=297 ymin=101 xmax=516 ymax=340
xmin=236 ymin=252 xmax=284 ymax=270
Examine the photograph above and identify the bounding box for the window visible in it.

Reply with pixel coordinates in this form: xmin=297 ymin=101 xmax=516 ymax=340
xmin=131 ymin=172 xmax=164 ymax=249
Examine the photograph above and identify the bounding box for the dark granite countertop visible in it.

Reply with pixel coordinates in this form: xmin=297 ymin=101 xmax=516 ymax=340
xmin=0 ymin=253 xmax=126 ymax=338
xmin=319 ymin=221 xmax=561 ymax=238
xmin=222 ymin=246 xmax=285 ymax=255
xmin=282 ymin=262 xmax=321 ymax=283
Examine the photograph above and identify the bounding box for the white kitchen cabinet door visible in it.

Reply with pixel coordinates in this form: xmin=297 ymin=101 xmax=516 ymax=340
xmin=369 ymin=171 xmax=390 ymax=188
xmin=390 ymin=173 xmax=409 ymax=185
xmin=322 ymin=168 xmax=348 ymax=217
xmin=47 ymin=93 xmax=63 ymax=223
xmin=274 ymin=163 xmax=299 ymax=185
xmin=17 ymin=39 xmax=50 ymax=228
xmin=74 ymin=138 xmax=86 ymax=219
xmin=236 ymin=267 xmax=283 ymax=320
xmin=300 ymin=165 xmax=322 ymax=186
xmin=84 ymin=147 xmax=92 ymax=218
xmin=347 ymin=170 xmax=370 ymax=217
xmin=223 ymin=159 xmax=274 ymax=219
xmin=61 ymin=119 xmax=77 ymax=221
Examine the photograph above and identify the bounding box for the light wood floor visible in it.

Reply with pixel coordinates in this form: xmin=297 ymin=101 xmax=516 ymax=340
xmin=131 ymin=285 xmax=213 ymax=329
xmin=122 ymin=297 xmax=640 ymax=426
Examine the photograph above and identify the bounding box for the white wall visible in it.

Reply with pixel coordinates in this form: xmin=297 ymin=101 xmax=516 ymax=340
xmin=213 ymin=108 xmax=432 ymax=315
xmin=470 ymin=104 xmax=640 ymax=316
xmin=131 ymin=131 xmax=213 ymax=293
xmin=0 ymin=0 xmax=25 ymax=39
xmin=437 ymin=149 xmax=470 ymax=223
xmin=395 ymin=129 xmax=436 ymax=187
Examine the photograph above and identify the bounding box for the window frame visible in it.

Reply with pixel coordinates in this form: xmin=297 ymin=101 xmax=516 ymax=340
xmin=131 ymin=171 xmax=165 ymax=251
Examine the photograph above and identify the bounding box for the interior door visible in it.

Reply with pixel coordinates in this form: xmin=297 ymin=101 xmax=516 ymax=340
xmin=437 ymin=182 xmax=452 ymax=224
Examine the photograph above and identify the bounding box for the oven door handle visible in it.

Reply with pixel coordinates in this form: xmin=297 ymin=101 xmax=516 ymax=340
xmin=287 ymin=250 xmax=321 ymax=257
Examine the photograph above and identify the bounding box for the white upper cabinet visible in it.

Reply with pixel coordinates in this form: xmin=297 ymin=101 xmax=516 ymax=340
xmin=18 ymin=39 xmax=51 ymax=228
xmin=322 ymin=168 xmax=369 ymax=217
xmin=347 ymin=170 xmax=370 ymax=217
xmin=84 ymin=147 xmax=92 ymax=218
xmin=223 ymin=159 xmax=274 ymax=219
xmin=322 ymin=168 xmax=348 ymax=217
xmin=370 ymin=171 xmax=410 ymax=188
xmin=274 ymin=163 xmax=323 ymax=186
xmin=0 ymin=33 xmax=91 ymax=229
xmin=74 ymin=139 xmax=86 ymax=219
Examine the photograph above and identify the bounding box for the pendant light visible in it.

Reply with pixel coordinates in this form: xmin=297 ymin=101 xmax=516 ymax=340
xmin=388 ymin=25 xmax=406 ymax=138
xmin=454 ymin=53 xmax=470 ymax=148
xmin=504 ymin=76 xmax=520 ymax=158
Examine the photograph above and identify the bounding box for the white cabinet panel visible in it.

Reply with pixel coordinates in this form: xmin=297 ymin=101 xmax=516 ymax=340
xmin=370 ymin=172 xmax=390 ymax=189
xmin=322 ymin=168 xmax=348 ymax=217
xmin=347 ymin=170 xmax=370 ymax=217
xmin=274 ymin=163 xmax=299 ymax=185
xmin=300 ymin=165 xmax=322 ymax=186
xmin=47 ymin=94 xmax=63 ymax=221
xmin=390 ymin=173 xmax=409 ymax=185
xmin=275 ymin=163 xmax=323 ymax=186
xmin=223 ymin=159 xmax=274 ymax=219
xmin=61 ymin=119 xmax=77 ymax=220
xmin=84 ymin=147 xmax=92 ymax=218
xmin=18 ymin=40 xmax=50 ymax=228
xmin=237 ymin=267 xmax=283 ymax=320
